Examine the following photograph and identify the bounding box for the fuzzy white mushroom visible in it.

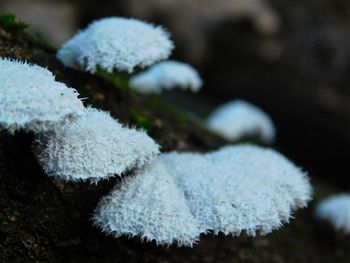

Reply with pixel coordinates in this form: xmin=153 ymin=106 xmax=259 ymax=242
xmin=207 ymin=100 xmax=276 ymax=143
xmin=206 ymin=145 xmax=311 ymax=234
xmin=0 ymin=58 xmax=84 ymax=133
xmin=130 ymin=60 xmax=203 ymax=94
xmin=94 ymin=159 xmax=202 ymax=246
xmin=35 ymin=107 xmax=160 ymax=182
xmin=315 ymin=194 xmax=350 ymax=233
xmin=57 ymin=17 xmax=174 ymax=73
xmin=94 ymin=144 xmax=311 ymax=246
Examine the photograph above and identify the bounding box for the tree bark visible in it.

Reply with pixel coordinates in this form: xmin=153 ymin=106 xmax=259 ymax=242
xmin=0 ymin=24 xmax=349 ymax=263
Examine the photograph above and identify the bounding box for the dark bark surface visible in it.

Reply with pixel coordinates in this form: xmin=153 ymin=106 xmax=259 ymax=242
xmin=0 ymin=24 xmax=349 ymax=263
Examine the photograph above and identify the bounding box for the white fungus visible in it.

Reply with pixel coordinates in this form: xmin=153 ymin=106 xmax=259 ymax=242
xmin=94 ymin=159 xmax=202 ymax=246
xmin=0 ymin=58 xmax=84 ymax=133
xmin=207 ymin=100 xmax=276 ymax=143
xmin=130 ymin=60 xmax=203 ymax=94
xmin=315 ymin=194 xmax=350 ymax=233
xmin=35 ymin=107 xmax=160 ymax=182
xmin=94 ymin=144 xmax=311 ymax=246
xmin=57 ymin=17 xmax=174 ymax=73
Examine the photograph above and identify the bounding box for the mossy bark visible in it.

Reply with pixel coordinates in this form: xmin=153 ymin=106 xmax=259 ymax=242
xmin=0 ymin=25 xmax=349 ymax=263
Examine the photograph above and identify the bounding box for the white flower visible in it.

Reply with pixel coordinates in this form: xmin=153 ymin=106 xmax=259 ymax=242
xmin=315 ymin=194 xmax=350 ymax=233
xmin=35 ymin=107 xmax=160 ymax=182
xmin=57 ymin=17 xmax=174 ymax=73
xmin=93 ymin=144 xmax=311 ymax=246
xmin=130 ymin=60 xmax=203 ymax=94
xmin=207 ymin=100 xmax=276 ymax=143
xmin=0 ymin=58 xmax=84 ymax=133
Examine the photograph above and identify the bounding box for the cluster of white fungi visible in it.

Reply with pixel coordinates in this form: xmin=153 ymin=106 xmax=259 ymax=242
xmin=0 ymin=16 xmax=312 ymax=246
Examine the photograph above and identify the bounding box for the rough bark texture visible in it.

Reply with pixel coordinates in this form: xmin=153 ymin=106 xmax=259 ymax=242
xmin=0 ymin=23 xmax=349 ymax=263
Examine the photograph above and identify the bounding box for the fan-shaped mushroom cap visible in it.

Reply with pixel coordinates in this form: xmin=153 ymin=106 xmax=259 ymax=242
xmin=57 ymin=17 xmax=174 ymax=73
xmin=0 ymin=58 xmax=84 ymax=133
xmin=35 ymin=107 xmax=160 ymax=182
xmin=130 ymin=60 xmax=203 ymax=94
xmin=315 ymin=194 xmax=350 ymax=233
xmin=94 ymin=145 xmax=311 ymax=246
xmin=207 ymin=100 xmax=276 ymax=143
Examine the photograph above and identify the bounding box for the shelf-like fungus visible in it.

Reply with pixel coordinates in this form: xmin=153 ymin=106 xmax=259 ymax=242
xmin=0 ymin=58 xmax=84 ymax=133
xmin=94 ymin=145 xmax=312 ymax=246
xmin=130 ymin=60 xmax=203 ymax=94
xmin=57 ymin=17 xmax=174 ymax=73
xmin=94 ymin=159 xmax=202 ymax=246
xmin=35 ymin=107 xmax=160 ymax=182
xmin=207 ymin=100 xmax=276 ymax=143
xmin=315 ymin=194 xmax=350 ymax=233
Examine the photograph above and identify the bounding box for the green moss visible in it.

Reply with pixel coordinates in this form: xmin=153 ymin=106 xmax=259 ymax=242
xmin=0 ymin=14 xmax=28 ymax=31
xmin=312 ymin=192 xmax=321 ymax=203
xmin=148 ymin=96 xmax=189 ymax=126
xmin=29 ymin=33 xmax=57 ymax=51
xmin=129 ymin=107 xmax=155 ymax=132
xmin=237 ymin=139 xmax=255 ymax=144
xmin=97 ymin=68 xmax=132 ymax=92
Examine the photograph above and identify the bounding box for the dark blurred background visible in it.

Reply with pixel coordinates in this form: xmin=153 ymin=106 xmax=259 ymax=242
xmin=1 ymin=0 xmax=350 ymax=187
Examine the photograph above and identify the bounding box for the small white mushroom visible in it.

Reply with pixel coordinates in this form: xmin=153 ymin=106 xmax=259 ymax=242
xmin=93 ymin=145 xmax=311 ymax=246
xmin=130 ymin=60 xmax=203 ymax=94
xmin=57 ymin=17 xmax=174 ymax=73
xmin=0 ymin=58 xmax=84 ymax=133
xmin=315 ymin=194 xmax=350 ymax=233
xmin=35 ymin=107 xmax=160 ymax=182
xmin=207 ymin=100 xmax=276 ymax=143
